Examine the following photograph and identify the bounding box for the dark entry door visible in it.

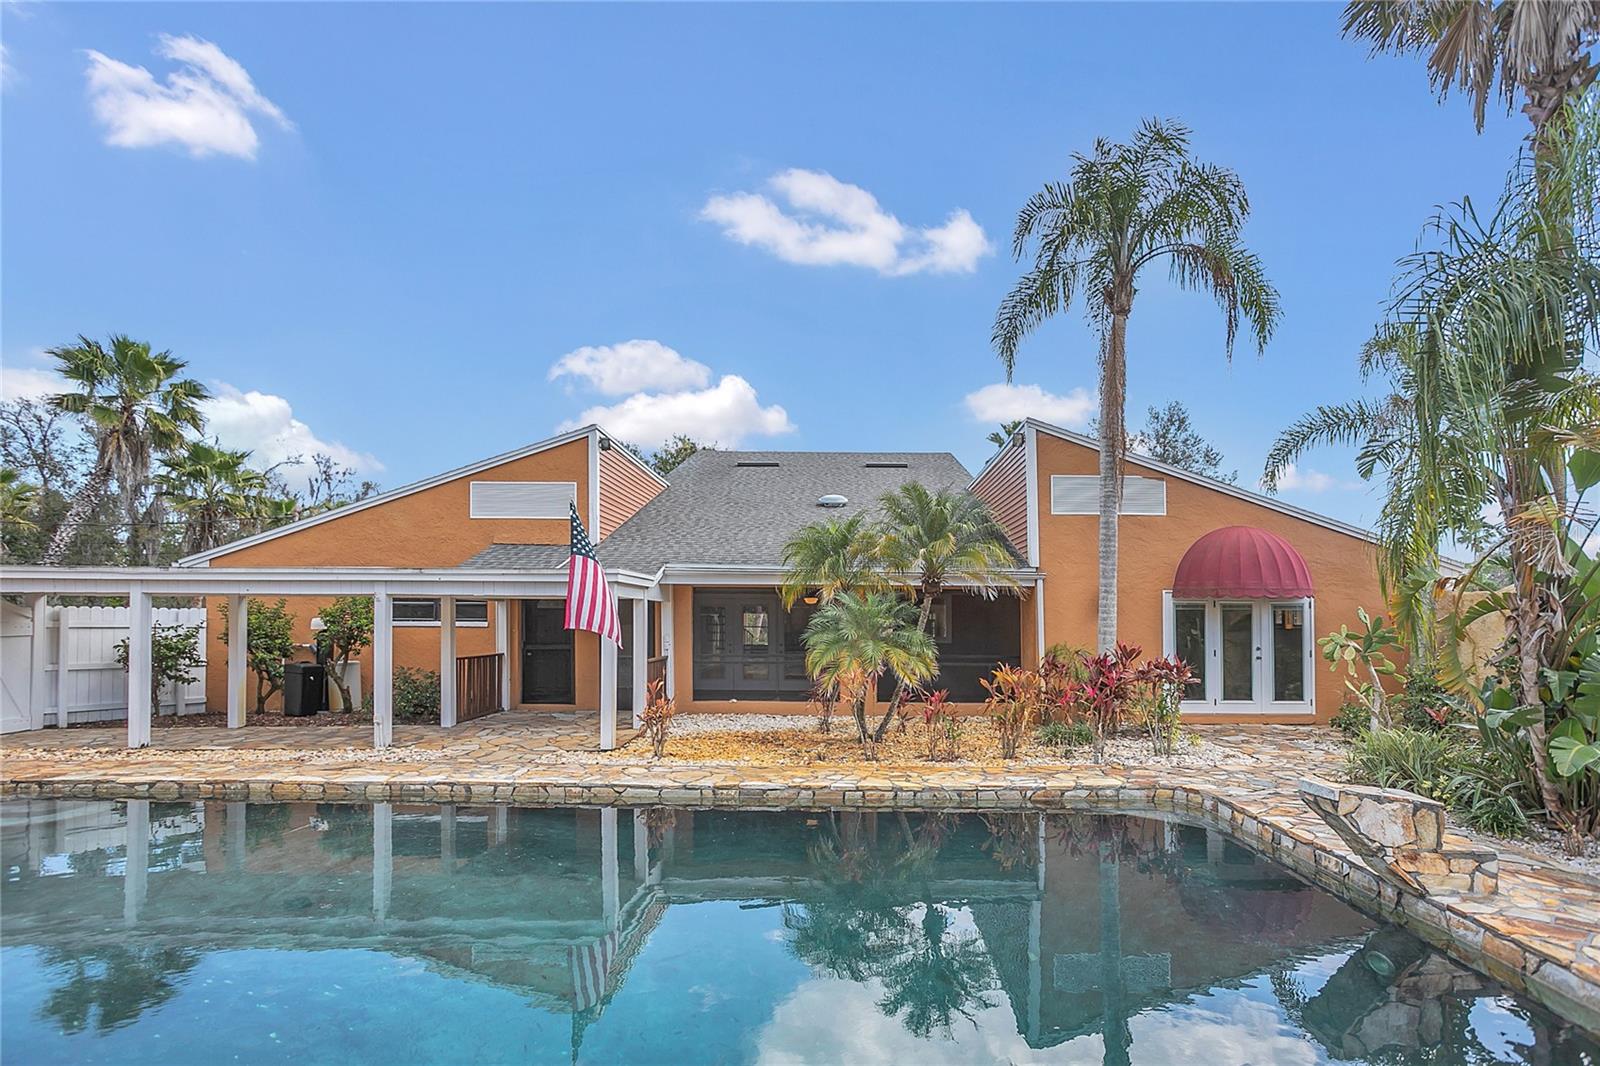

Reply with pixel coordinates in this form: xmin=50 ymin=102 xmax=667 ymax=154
xmin=521 ymin=600 xmax=574 ymax=704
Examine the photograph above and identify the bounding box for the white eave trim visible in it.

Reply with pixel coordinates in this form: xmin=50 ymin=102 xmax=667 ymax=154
xmin=176 ymin=423 xmax=664 ymax=567
xmin=657 ymin=563 xmax=1041 ymax=586
xmin=0 ymin=563 xmax=665 ymax=598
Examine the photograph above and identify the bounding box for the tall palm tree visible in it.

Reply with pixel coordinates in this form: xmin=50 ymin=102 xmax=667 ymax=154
xmin=1342 ymin=1 xmax=1599 ymax=145
xmin=0 ymin=468 xmax=39 ymax=532
xmin=874 ymin=483 xmax=1018 ymax=740
xmin=780 ymin=513 xmax=884 ymax=608
xmin=993 ymin=119 xmax=1280 ymax=652
xmin=43 ymin=336 xmax=209 ymax=565
xmin=155 ymin=440 xmax=275 ymax=555
xmin=803 ymin=592 xmax=937 ymax=746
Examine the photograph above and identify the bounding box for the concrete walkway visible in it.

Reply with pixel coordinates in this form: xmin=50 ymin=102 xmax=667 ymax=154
xmin=2 ymin=722 xmax=1597 ymax=1034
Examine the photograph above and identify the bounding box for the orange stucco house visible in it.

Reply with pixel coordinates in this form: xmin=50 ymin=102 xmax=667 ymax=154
xmin=165 ymin=417 xmax=1383 ymax=741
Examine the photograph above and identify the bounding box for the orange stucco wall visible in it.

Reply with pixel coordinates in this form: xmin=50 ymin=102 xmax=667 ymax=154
xmin=202 ymin=437 xmax=595 ymax=712
xmin=1032 ymin=431 xmax=1387 ymax=725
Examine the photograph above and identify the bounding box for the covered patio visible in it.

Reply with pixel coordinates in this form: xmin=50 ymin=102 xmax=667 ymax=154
xmin=0 ymin=564 xmax=663 ymax=751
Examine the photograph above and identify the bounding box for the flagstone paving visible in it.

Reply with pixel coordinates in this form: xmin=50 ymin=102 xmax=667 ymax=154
xmin=3 ymin=719 xmax=1599 ymax=1034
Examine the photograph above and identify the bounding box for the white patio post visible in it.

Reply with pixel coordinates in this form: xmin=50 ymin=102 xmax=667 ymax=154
xmin=630 ymin=596 xmax=648 ymax=728
xmin=601 ymin=806 xmax=619 ymax=928
xmin=124 ymin=799 xmax=149 ymax=926
xmin=54 ymin=606 xmax=72 ymax=728
xmin=126 ymin=584 xmax=152 ymax=749
xmin=440 ymin=804 xmax=457 ymax=873
xmin=599 ymin=592 xmax=618 ymax=751
xmin=660 ymin=592 xmax=676 ymax=701
xmin=28 ymin=595 xmax=49 ymax=730
xmin=494 ymin=599 xmax=511 ymax=710
xmin=632 ymin=808 xmax=649 ymax=883
xmin=439 ymin=596 xmax=457 ymax=728
xmin=227 ymin=594 xmax=248 ymax=728
xmin=373 ymin=801 xmax=393 ymax=920
xmin=372 ymin=586 xmax=393 ymax=749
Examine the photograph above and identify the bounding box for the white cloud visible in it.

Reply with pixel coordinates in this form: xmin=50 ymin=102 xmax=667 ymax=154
xmin=200 ymin=385 xmax=381 ymax=481
xmin=560 ymin=374 xmax=794 ymax=448
xmin=1270 ymin=464 xmax=1346 ymax=493
xmin=0 ymin=362 xmax=63 ymax=401
xmin=964 ymin=382 xmax=1096 ymax=428
xmin=83 ymin=34 xmax=291 ymax=159
xmin=701 ymin=168 xmax=992 ymax=276
xmin=548 ymin=339 xmax=711 ymax=397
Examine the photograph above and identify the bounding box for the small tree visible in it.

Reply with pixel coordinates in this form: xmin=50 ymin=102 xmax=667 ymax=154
xmin=116 ymin=624 xmax=204 ymax=717
xmin=316 ymin=596 xmax=374 ymax=712
xmin=1319 ymin=607 xmax=1401 ymax=733
xmin=218 ymin=597 xmax=296 ymax=713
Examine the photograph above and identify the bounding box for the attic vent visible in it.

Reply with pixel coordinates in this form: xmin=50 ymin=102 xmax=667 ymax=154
xmin=863 ymin=461 xmax=908 ymax=469
xmin=736 ymin=461 xmax=780 ymax=468
xmin=817 ymin=494 xmax=849 ymax=508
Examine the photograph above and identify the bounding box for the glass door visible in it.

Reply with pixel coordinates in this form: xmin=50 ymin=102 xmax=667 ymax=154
xmin=520 ymin=600 xmax=574 ymax=704
xmin=1218 ymin=603 xmax=1258 ymax=705
xmin=1168 ymin=596 xmax=1313 ymax=714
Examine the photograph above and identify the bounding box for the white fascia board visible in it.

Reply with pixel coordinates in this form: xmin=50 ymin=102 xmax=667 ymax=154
xmin=178 ymin=424 xmax=630 ymax=566
xmin=0 ymin=563 xmax=665 ymax=598
xmin=659 ymin=564 xmax=1041 ymax=587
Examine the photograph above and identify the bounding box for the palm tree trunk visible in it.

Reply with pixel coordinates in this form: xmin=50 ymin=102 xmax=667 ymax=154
xmin=41 ymin=462 xmax=112 ymax=565
xmin=1096 ymin=313 xmax=1129 ymax=653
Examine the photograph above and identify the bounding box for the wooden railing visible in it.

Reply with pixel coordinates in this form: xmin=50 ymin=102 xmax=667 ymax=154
xmin=456 ymin=653 xmax=504 ymax=722
xmin=647 ymin=655 xmax=667 ymax=686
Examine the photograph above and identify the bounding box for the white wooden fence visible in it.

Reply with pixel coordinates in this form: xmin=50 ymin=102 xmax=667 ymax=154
xmin=6 ymin=604 xmax=208 ymax=728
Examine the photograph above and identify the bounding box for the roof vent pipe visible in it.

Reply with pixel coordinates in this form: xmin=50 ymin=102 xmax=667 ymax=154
xmin=817 ymin=494 xmax=848 ymax=508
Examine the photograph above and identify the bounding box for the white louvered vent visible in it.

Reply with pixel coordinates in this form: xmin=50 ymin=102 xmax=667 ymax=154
xmin=469 ymin=481 xmax=575 ymax=519
xmin=1051 ymin=475 xmax=1166 ymax=516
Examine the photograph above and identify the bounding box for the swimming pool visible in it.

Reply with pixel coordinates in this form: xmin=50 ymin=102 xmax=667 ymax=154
xmin=1 ymin=799 xmax=1592 ymax=1064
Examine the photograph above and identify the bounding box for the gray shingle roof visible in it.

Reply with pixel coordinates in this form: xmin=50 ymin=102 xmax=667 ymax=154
xmin=593 ymin=449 xmax=979 ymax=572
xmin=460 ymin=543 xmax=571 ymax=570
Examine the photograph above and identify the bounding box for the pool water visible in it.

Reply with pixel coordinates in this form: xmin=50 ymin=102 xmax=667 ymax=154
xmin=1 ymin=800 xmax=1593 ymax=1065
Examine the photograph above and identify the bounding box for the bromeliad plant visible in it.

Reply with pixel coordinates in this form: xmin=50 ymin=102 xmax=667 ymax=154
xmin=981 ymin=665 xmax=1044 ymax=760
xmin=1318 ymin=608 xmax=1402 ymax=733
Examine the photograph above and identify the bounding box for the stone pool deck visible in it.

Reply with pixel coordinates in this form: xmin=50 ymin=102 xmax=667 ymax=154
xmin=3 ymin=722 xmax=1599 ymax=1035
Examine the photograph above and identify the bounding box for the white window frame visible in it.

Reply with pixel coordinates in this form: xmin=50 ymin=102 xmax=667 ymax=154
xmin=392 ymin=598 xmax=491 ymax=628
xmin=1161 ymin=592 xmax=1314 ymax=715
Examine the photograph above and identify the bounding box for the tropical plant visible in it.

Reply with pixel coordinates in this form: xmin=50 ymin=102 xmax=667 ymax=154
xmin=314 ymin=596 xmax=374 ymax=713
xmin=1038 ymin=719 xmax=1095 ymax=752
xmin=218 ymin=597 xmax=297 ymax=713
xmin=980 ymin=664 xmax=1043 ymax=759
xmin=42 ymin=335 xmax=209 ymax=564
xmin=802 ymin=592 xmax=936 ymax=752
xmin=780 ymin=513 xmax=884 ymax=609
xmin=986 ymin=420 xmax=1023 ymax=449
xmin=1342 ymin=1 xmax=1599 ymax=145
xmin=1063 ymin=643 xmax=1146 ymax=760
xmin=0 ymin=468 xmax=39 ymax=559
xmin=915 ymin=689 xmax=960 ymax=761
xmin=993 ymin=118 xmax=1280 ymax=651
xmin=115 ymin=624 xmax=204 ymax=717
xmin=875 ymin=483 xmax=1017 ymax=737
xmin=154 ymin=440 xmax=279 ymax=555
xmin=1135 ymin=655 xmax=1195 ymax=756
xmin=641 ymin=677 xmax=675 ymax=758
xmin=1038 ymin=642 xmax=1089 ymax=724
xmin=1346 ymin=725 xmax=1531 ymax=836
xmin=1319 ymin=608 xmax=1403 ymax=732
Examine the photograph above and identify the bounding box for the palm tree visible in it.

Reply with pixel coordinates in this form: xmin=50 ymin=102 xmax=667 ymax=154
xmin=875 ymin=483 xmax=1018 ymax=740
xmin=780 ymin=513 xmax=884 ymax=608
xmin=0 ymin=468 xmax=38 ymax=532
xmin=1342 ymin=1 xmax=1599 ymax=146
xmin=43 ymin=336 xmax=209 ymax=564
xmin=993 ymin=119 xmax=1280 ymax=651
xmin=155 ymin=440 xmax=275 ymax=555
xmin=803 ymin=592 xmax=937 ymax=747
xmin=986 ymin=420 xmax=1023 ymax=449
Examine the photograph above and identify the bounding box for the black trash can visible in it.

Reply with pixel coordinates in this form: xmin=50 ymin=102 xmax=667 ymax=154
xmin=283 ymin=662 xmax=327 ymax=716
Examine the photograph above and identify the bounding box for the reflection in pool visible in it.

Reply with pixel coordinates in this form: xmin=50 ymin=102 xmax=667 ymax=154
xmin=1 ymin=800 xmax=1593 ymax=1064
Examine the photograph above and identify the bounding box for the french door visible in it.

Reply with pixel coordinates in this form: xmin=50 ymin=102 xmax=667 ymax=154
xmin=1164 ymin=594 xmax=1314 ymax=715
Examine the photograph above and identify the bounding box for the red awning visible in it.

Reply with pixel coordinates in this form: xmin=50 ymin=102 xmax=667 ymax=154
xmin=1172 ymin=526 xmax=1314 ymax=599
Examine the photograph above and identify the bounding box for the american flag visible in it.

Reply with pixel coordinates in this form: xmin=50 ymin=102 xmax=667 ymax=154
xmin=565 ymin=501 xmax=621 ymax=646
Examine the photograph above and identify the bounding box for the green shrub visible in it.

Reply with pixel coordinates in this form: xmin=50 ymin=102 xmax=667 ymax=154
xmin=1346 ymin=727 xmax=1529 ymax=838
xmin=1037 ymin=721 xmax=1093 ymax=751
xmin=1331 ymin=699 xmax=1370 ymax=739
xmin=1392 ymin=672 xmax=1458 ymax=731
xmin=393 ymin=667 xmax=441 ymax=723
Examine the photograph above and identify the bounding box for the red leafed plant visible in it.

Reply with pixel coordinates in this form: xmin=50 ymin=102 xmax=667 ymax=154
xmin=917 ymin=688 xmax=960 ymax=761
xmin=1134 ymin=655 xmax=1195 ymax=756
xmin=1064 ymin=643 xmax=1145 ymax=760
xmin=981 ymin=665 xmax=1045 ymax=759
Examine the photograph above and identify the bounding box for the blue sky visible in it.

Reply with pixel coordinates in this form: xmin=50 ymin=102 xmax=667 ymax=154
xmin=1 ymin=2 xmax=1525 ymax=526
